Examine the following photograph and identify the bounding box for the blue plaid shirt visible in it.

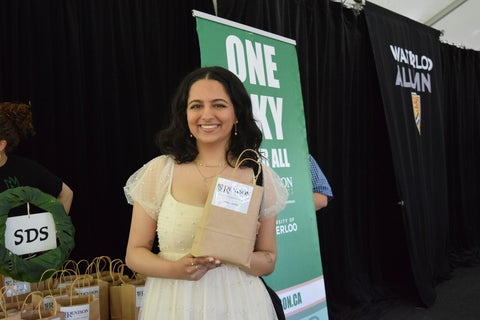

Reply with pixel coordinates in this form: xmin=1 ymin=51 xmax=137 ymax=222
xmin=309 ymin=154 xmax=333 ymax=200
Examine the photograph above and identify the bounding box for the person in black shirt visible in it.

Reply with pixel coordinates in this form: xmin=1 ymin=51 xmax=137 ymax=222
xmin=0 ymin=102 xmax=73 ymax=214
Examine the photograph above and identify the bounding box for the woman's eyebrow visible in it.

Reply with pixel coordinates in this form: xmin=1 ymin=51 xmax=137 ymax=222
xmin=187 ymin=99 xmax=202 ymax=106
xmin=188 ymin=98 xmax=230 ymax=105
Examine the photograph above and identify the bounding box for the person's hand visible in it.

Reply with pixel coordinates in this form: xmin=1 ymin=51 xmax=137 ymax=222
xmin=181 ymin=254 xmax=222 ymax=280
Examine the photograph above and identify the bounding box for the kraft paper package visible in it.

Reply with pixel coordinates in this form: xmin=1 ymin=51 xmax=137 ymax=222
xmin=191 ymin=150 xmax=264 ymax=268
xmin=55 ymin=294 xmax=99 ymax=320
xmin=109 ymin=263 xmax=146 ymax=320
xmin=109 ymin=277 xmax=145 ymax=320
xmin=14 ymin=292 xmax=66 ymax=320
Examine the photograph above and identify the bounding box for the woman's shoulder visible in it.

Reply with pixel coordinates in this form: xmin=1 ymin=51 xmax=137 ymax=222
xmin=128 ymin=155 xmax=175 ymax=182
xmin=148 ymin=154 xmax=174 ymax=164
xmin=141 ymin=154 xmax=175 ymax=170
xmin=124 ymin=155 xmax=174 ymax=207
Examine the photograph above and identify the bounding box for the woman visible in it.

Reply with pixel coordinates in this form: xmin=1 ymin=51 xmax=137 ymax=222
xmin=124 ymin=66 xmax=288 ymax=319
xmin=0 ymin=102 xmax=73 ymax=214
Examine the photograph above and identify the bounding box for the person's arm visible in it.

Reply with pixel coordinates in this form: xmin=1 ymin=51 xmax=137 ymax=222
xmin=238 ymin=165 xmax=287 ymax=276
xmin=313 ymin=192 xmax=328 ymax=211
xmin=57 ymin=182 xmax=73 ymax=214
xmin=240 ymin=214 xmax=278 ymax=276
xmin=125 ymin=202 xmax=220 ymax=280
xmin=309 ymin=154 xmax=333 ymax=211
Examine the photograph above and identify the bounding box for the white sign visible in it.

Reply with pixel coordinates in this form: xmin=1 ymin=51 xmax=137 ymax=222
xmin=5 ymin=211 xmax=57 ymax=255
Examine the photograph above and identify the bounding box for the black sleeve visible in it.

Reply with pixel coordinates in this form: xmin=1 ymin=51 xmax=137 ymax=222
xmin=13 ymin=156 xmax=63 ymax=197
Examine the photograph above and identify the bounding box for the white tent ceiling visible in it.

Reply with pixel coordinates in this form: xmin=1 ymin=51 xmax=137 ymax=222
xmin=342 ymin=0 xmax=480 ymax=51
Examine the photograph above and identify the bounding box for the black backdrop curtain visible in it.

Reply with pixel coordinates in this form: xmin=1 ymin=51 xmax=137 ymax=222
xmin=1 ymin=0 xmax=480 ymax=319
xmin=364 ymin=3 xmax=450 ymax=307
xmin=0 ymin=0 xmax=215 ymax=260
xmin=441 ymin=45 xmax=480 ymax=266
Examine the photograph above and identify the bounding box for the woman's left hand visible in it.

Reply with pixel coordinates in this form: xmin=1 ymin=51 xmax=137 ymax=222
xmin=185 ymin=255 xmax=222 ymax=280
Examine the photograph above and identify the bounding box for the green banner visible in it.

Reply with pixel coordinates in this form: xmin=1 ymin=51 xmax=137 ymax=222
xmin=193 ymin=10 xmax=328 ymax=319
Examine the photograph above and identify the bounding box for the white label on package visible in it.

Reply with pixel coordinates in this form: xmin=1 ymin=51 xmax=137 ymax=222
xmin=136 ymin=286 xmax=145 ymax=307
xmin=211 ymin=177 xmax=254 ymax=214
xmin=3 ymin=277 xmax=31 ymax=296
xmin=60 ymin=304 xmax=90 ymax=320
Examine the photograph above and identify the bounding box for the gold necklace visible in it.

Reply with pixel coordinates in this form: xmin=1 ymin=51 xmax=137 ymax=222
xmin=194 ymin=161 xmax=228 ymax=182
xmin=195 ymin=160 xmax=227 ymax=168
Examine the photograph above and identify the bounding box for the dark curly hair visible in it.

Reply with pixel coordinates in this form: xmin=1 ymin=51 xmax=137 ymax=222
xmin=155 ymin=66 xmax=263 ymax=168
xmin=0 ymin=102 xmax=36 ymax=153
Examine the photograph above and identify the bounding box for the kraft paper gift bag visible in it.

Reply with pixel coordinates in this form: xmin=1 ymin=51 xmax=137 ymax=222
xmin=0 ymin=303 xmax=20 ymax=319
xmin=0 ymin=288 xmax=21 ymax=320
xmin=109 ymin=276 xmax=145 ymax=320
xmin=0 ymin=286 xmax=24 ymax=318
xmin=17 ymin=292 xmax=66 ymax=320
xmin=55 ymin=294 xmax=99 ymax=320
xmin=107 ymin=262 xmax=128 ymax=320
xmin=109 ymin=263 xmax=145 ymax=320
xmin=0 ymin=310 xmax=21 ymax=320
xmin=191 ymin=150 xmax=264 ymax=268
xmin=67 ymin=276 xmax=109 ymax=320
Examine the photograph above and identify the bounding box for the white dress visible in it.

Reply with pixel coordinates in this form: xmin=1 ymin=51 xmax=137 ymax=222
xmin=124 ymin=155 xmax=288 ymax=320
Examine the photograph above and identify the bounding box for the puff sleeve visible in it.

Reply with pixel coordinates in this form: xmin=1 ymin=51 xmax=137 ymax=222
xmin=259 ymin=165 xmax=288 ymax=220
xmin=123 ymin=155 xmax=174 ymax=220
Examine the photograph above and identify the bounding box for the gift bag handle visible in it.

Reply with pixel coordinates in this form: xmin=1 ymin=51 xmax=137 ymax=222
xmin=233 ymin=149 xmax=262 ymax=184
xmin=20 ymin=290 xmax=44 ymax=318
xmin=0 ymin=285 xmax=20 ymax=306
xmin=0 ymin=293 xmax=7 ymax=317
xmin=108 ymin=258 xmax=126 ymax=283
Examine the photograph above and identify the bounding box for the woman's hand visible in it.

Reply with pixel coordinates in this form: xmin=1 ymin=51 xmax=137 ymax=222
xmin=180 ymin=254 xmax=222 ymax=280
